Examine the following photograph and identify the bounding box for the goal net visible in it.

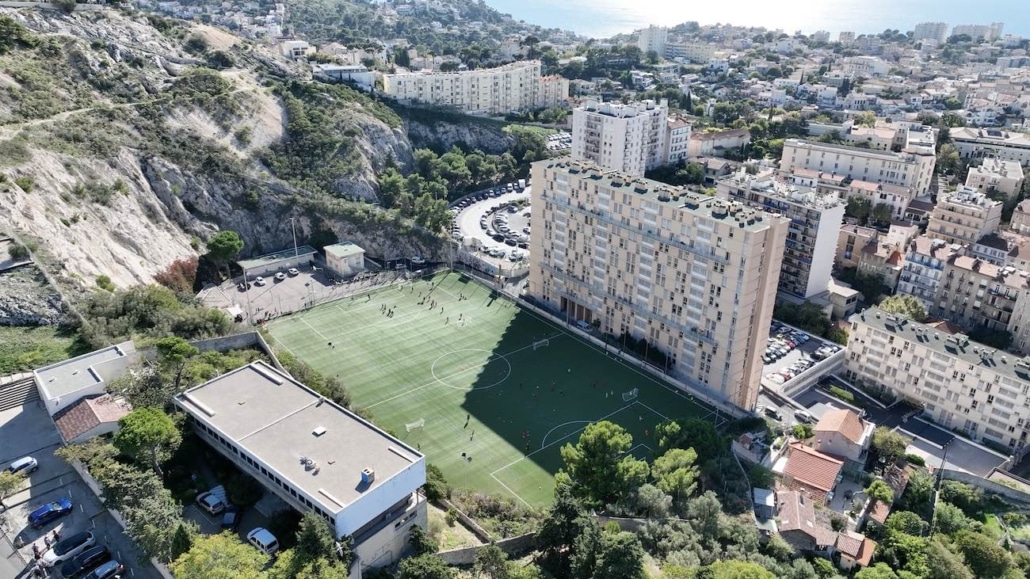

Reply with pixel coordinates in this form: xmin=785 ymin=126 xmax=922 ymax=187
xmin=622 ymin=388 xmax=639 ymax=402
xmin=533 ymin=338 xmax=550 ymax=350
xmin=405 ymin=418 xmax=425 ymax=432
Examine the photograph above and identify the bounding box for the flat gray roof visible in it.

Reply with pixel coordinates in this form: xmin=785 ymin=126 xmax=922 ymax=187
xmin=850 ymin=307 xmax=1030 ymax=384
xmin=34 ymin=342 xmax=135 ymax=400
xmin=238 ymin=245 xmax=317 ymax=271
xmin=324 ymin=243 xmax=365 ymax=259
xmin=175 ymin=361 xmax=422 ymax=512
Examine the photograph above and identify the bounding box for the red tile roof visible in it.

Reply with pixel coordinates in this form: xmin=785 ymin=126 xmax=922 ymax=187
xmin=777 ymin=491 xmax=836 ymax=545
xmin=837 ymin=531 xmax=876 ymax=566
xmin=784 ymin=443 xmax=844 ymax=493
xmin=54 ymin=394 xmax=130 ymax=443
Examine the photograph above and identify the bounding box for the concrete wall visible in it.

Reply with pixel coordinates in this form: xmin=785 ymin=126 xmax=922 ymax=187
xmin=942 ymin=468 xmax=1030 ymax=505
xmin=187 ymin=332 xmax=285 ymax=371
xmin=437 ymin=498 xmax=493 ymax=543
xmin=437 ymin=533 xmax=536 ymax=566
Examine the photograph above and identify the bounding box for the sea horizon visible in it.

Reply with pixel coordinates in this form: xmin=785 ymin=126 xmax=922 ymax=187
xmin=483 ymin=0 xmax=1028 ymax=40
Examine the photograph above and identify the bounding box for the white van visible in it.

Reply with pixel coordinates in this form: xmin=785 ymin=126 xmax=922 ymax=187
xmin=247 ymin=527 xmax=280 ymax=555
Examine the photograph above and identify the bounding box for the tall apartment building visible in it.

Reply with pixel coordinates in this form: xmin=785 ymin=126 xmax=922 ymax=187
xmin=528 ymin=160 xmax=789 ymax=410
xmin=381 ymin=60 xmax=569 ymax=115
xmin=926 ymin=186 xmax=1003 ymax=246
xmin=950 ymin=128 xmax=1030 ymax=167
xmin=717 ymin=170 xmax=845 ymax=299
xmin=780 ymin=139 xmax=937 ymax=197
xmin=571 ymin=99 xmax=668 ymax=176
xmin=951 ymin=22 xmax=1004 ymax=41
xmin=665 ymin=118 xmax=692 ymax=165
xmin=913 ymin=22 xmax=949 ymax=43
xmin=966 ymin=158 xmax=1026 ymax=199
xmin=845 ymin=308 xmax=1030 ymax=458
xmin=637 ymin=25 xmax=669 ymax=57
xmin=935 ymin=256 xmax=1026 ymax=333
xmin=838 ymin=31 xmax=856 ymax=46
xmin=664 ymin=42 xmax=714 ymax=63
xmin=897 ymin=236 xmax=964 ymax=310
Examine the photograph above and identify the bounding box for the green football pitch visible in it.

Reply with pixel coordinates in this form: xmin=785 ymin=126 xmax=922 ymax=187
xmin=266 ymin=271 xmax=719 ymax=508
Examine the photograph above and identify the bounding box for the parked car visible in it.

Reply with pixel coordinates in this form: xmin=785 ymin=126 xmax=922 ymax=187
xmin=253 ymin=276 xmax=267 ymax=286
xmin=82 ymin=560 xmax=125 ymax=579
xmin=44 ymin=532 xmax=96 ymax=565
xmin=221 ymin=505 xmax=243 ymax=532
xmin=195 ymin=491 xmax=226 ymax=515
xmin=247 ymin=527 xmax=280 ymax=555
xmin=274 ymin=272 xmax=286 ymax=281
xmin=763 ymin=406 xmax=783 ymax=421
xmin=61 ymin=545 xmax=112 ymax=579
xmin=29 ymin=499 xmax=73 ymax=528
xmin=7 ymin=456 xmax=38 ymax=475
xmin=794 ymin=410 xmax=814 ymax=424
xmin=288 ymin=267 xmax=300 ymax=276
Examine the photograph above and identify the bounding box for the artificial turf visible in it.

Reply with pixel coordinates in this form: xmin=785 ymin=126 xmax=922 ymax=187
xmin=266 ymin=270 xmax=717 ymax=508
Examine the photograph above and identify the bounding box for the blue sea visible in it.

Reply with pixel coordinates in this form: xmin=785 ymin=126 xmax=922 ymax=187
xmin=484 ymin=0 xmax=1028 ymax=39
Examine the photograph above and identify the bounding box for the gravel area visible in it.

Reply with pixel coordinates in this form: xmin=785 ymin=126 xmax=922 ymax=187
xmin=0 ymin=266 xmax=65 ymax=326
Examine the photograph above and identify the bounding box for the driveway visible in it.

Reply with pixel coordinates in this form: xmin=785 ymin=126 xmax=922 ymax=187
xmin=0 ymin=404 xmax=161 ymax=578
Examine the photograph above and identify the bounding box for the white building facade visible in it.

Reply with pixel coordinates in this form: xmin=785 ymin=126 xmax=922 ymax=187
xmin=571 ymin=99 xmax=669 ymax=176
xmin=780 ymin=139 xmax=937 ymax=195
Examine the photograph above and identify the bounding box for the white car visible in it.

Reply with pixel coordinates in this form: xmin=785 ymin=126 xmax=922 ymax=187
xmin=196 ymin=491 xmax=226 ymax=515
xmin=410 ymin=255 xmax=426 ymax=265
xmin=253 ymin=277 xmax=267 ymax=286
xmin=247 ymin=527 xmax=279 ymax=555
xmin=287 ymin=268 xmax=300 ymax=276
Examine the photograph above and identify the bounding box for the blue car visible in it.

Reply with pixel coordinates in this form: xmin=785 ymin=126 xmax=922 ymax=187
xmin=29 ymin=498 xmax=73 ymax=528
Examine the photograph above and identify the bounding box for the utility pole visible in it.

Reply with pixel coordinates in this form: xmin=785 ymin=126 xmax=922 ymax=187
xmin=243 ymin=266 xmax=253 ymax=324
xmin=290 ymin=217 xmax=299 ymax=257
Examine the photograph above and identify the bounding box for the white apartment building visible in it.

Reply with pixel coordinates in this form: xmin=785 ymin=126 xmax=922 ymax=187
xmin=780 ymin=139 xmax=936 ymax=196
xmin=664 ymin=118 xmax=692 ymax=165
xmin=966 ymin=159 xmax=1026 ymax=199
xmin=637 ymin=25 xmax=668 ymax=57
xmin=175 ymin=361 xmax=427 ymax=569
xmin=571 ymin=99 xmax=668 ymax=176
xmin=665 ymin=42 xmax=714 ymax=64
xmin=528 ymin=160 xmax=789 ymax=410
xmin=845 ymin=308 xmax=1030 ymax=458
xmin=897 ymin=236 xmax=964 ymax=311
xmin=926 ymin=186 xmax=1003 ymax=246
xmin=811 ymin=31 xmax=831 ymax=43
xmin=950 ymin=128 xmax=1030 ymax=167
xmin=838 ymin=32 xmax=856 ymax=46
xmin=913 ymin=22 xmax=949 ymax=43
xmin=381 ymin=60 xmax=569 ymax=115
xmin=951 ymin=22 xmax=1004 ymax=41
xmin=718 ymin=170 xmax=845 ymax=299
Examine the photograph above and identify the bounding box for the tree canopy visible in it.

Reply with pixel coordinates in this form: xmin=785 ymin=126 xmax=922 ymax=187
xmin=113 ymin=407 xmax=181 ymax=475
xmin=560 ymin=421 xmax=649 ymax=507
xmin=878 ymin=295 xmax=927 ymax=322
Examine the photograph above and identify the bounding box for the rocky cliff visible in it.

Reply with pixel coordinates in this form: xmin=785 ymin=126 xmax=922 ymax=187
xmin=404 ymin=117 xmax=515 ymax=155
xmin=0 ymin=8 xmax=434 ymax=292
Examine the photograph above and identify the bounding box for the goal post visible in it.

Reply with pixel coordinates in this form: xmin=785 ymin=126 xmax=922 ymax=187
xmin=622 ymin=388 xmax=639 ymax=402
xmin=533 ymin=338 xmax=550 ymax=350
xmin=405 ymin=418 xmax=425 ymax=432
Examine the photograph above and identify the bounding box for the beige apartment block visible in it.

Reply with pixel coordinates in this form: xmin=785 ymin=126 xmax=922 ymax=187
xmin=845 ymin=308 xmax=1030 ymax=458
xmin=966 ymin=158 xmax=1025 ymax=200
xmin=528 ymin=160 xmax=789 ymax=410
xmin=936 ymin=256 xmax=1026 ymax=333
xmin=381 ymin=60 xmax=568 ymax=115
xmin=780 ymin=139 xmax=936 ymax=196
xmin=926 ymin=186 xmax=1003 ymax=246
xmin=950 ymin=127 xmax=1030 ymax=167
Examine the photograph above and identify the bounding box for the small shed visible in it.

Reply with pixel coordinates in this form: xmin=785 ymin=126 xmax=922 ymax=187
xmin=53 ymin=394 xmax=131 ymax=444
xmin=238 ymin=245 xmax=317 ymax=278
xmin=324 ymin=242 xmax=366 ymax=278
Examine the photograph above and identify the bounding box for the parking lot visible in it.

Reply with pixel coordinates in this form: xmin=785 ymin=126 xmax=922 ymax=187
xmin=760 ymin=322 xmax=842 ymax=390
xmin=0 ymin=403 xmax=160 ymax=578
xmin=200 ymin=266 xmax=410 ymax=324
xmin=545 ymin=132 xmax=571 ymax=153
xmin=453 ymin=186 xmax=531 ymax=267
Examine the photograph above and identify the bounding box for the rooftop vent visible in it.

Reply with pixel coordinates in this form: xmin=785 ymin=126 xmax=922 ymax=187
xmin=361 ymin=467 xmax=376 ymax=485
xmin=312 ymin=426 xmax=327 ymax=437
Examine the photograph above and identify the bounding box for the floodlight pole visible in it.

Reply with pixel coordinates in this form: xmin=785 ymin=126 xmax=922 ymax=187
xmin=243 ymin=266 xmax=253 ymax=324
xmin=291 ymin=217 xmax=299 ymax=257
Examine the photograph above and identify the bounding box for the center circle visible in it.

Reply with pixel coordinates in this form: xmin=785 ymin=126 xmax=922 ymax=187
xmin=431 ymin=348 xmax=512 ymax=391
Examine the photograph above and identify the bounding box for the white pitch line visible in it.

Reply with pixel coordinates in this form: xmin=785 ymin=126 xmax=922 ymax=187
xmin=299 ymin=317 xmax=328 ymax=340
xmin=491 ymin=472 xmax=533 ymax=508
xmin=365 ymin=334 xmax=566 ymax=409
xmin=634 ymin=400 xmax=672 ymax=422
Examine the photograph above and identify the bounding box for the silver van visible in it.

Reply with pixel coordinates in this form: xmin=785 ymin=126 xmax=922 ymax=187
xmin=7 ymin=456 xmax=38 ymax=475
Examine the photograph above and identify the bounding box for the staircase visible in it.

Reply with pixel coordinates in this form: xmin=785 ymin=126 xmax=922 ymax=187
xmin=0 ymin=374 xmax=39 ymax=411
